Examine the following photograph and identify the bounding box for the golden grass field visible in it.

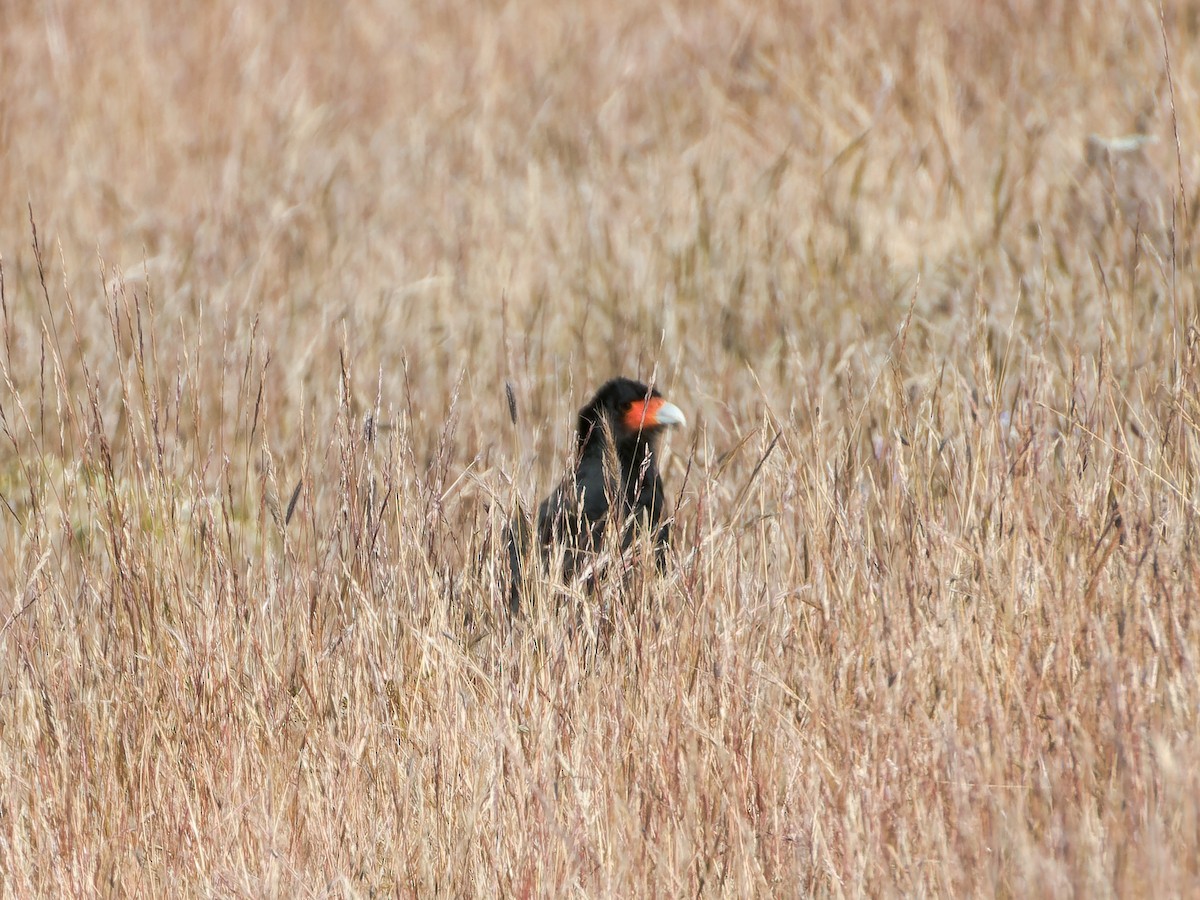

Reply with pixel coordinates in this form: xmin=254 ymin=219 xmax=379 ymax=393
xmin=2 ymin=0 xmax=1199 ymax=895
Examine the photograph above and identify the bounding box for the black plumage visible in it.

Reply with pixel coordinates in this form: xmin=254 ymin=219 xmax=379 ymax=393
xmin=506 ymin=377 xmax=686 ymax=611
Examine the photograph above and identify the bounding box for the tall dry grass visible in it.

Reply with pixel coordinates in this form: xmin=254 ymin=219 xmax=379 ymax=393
xmin=2 ymin=0 xmax=1199 ymax=895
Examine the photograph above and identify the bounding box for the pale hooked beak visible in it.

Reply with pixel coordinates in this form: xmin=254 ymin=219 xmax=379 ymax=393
xmin=651 ymin=400 xmax=687 ymax=428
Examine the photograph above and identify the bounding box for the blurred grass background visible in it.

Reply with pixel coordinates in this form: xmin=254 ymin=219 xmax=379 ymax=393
xmin=2 ymin=0 xmax=1199 ymax=895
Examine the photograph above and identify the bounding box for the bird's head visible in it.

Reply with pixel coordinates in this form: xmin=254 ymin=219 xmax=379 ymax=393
xmin=576 ymin=377 xmax=687 ymax=453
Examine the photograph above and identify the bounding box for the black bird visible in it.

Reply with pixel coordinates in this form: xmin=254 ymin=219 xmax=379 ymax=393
xmin=507 ymin=377 xmax=687 ymax=611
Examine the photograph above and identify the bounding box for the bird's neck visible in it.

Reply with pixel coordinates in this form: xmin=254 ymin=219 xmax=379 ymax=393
xmin=580 ymin=432 xmax=660 ymax=479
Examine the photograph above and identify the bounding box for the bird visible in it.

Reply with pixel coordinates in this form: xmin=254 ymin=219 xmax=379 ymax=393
xmin=506 ymin=377 xmax=687 ymax=612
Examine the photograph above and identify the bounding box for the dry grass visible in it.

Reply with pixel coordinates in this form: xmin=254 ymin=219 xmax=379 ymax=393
xmin=2 ymin=0 xmax=1200 ymax=895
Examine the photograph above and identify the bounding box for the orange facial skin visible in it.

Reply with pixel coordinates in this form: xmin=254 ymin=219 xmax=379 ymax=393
xmin=623 ymin=397 xmax=667 ymax=431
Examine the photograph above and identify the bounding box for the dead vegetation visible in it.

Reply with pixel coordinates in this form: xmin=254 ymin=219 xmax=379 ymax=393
xmin=1 ymin=0 xmax=1199 ymax=895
